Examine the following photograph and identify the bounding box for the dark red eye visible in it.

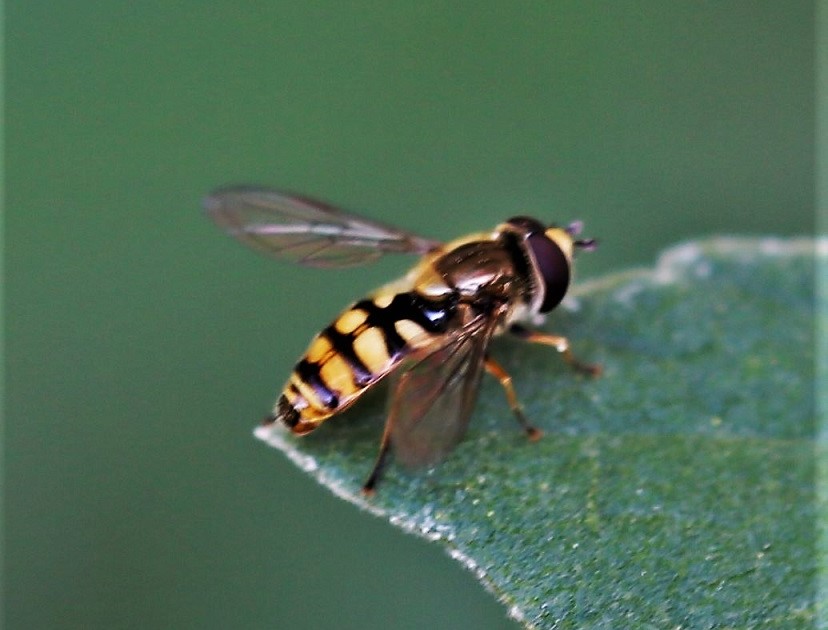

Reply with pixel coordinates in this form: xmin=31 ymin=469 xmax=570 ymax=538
xmin=527 ymin=233 xmax=570 ymax=312
xmin=506 ymin=216 xmax=545 ymax=234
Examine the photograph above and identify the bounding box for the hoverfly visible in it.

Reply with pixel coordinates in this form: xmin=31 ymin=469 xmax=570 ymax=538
xmin=205 ymin=186 xmax=600 ymax=494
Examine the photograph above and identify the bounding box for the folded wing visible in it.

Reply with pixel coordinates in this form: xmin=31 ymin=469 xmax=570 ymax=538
xmin=388 ymin=311 xmax=501 ymax=468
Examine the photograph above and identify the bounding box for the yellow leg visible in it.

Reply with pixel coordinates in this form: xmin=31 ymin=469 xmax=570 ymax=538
xmin=484 ymin=356 xmax=542 ymax=440
xmin=510 ymin=324 xmax=602 ymax=377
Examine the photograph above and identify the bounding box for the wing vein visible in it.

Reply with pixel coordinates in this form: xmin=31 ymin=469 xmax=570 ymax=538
xmin=205 ymin=186 xmax=440 ymax=268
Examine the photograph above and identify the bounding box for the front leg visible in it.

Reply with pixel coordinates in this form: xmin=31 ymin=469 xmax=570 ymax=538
xmin=509 ymin=323 xmax=602 ymax=377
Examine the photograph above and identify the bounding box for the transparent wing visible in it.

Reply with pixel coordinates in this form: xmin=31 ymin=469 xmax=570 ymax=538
xmin=388 ymin=311 xmax=501 ymax=469
xmin=204 ymin=186 xmax=441 ymax=267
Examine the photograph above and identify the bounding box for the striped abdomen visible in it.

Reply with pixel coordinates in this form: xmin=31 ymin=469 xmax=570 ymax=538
xmin=273 ymin=291 xmax=458 ymax=434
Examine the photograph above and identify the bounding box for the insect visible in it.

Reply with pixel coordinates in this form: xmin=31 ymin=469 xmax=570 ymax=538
xmin=205 ymin=186 xmax=600 ymax=494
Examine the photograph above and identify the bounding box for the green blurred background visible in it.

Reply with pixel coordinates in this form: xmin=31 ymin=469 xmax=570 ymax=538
xmin=6 ymin=2 xmax=815 ymax=629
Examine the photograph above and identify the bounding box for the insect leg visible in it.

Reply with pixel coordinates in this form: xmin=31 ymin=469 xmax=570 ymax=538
xmin=484 ymin=355 xmax=542 ymax=440
xmin=509 ymin=323 xmax=602 ymax=377
xmin=362 ymin=422 xmax=392 ymax=496
xmin=362 ymin=373 xmax=412 ymax=495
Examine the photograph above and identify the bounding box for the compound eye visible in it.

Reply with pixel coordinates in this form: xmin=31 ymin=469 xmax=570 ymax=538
xmin=506 ymin=216 xmax=545 ymax=234
xmin=527 ymin=233 xmax=570 ymax=312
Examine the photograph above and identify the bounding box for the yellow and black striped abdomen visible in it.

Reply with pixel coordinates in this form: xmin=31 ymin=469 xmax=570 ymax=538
xmin=272 ymin=290 xmax=458 ymax=434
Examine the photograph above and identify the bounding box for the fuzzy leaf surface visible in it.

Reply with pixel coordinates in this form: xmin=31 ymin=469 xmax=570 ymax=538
xmin=257 ymin=237 xmax=822 ymax=628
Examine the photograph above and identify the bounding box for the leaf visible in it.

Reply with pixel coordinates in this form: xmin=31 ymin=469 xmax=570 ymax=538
xmin=256 ymin=237 xmax=822 ymax=628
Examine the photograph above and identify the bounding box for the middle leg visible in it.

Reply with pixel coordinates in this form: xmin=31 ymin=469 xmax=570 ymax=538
xmin=484 ymin=355 xmax=542 ymax=440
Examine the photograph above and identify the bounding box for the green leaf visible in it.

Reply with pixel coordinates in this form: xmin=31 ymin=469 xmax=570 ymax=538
xmin=257 ymin=237 xmax=822 ymax=628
